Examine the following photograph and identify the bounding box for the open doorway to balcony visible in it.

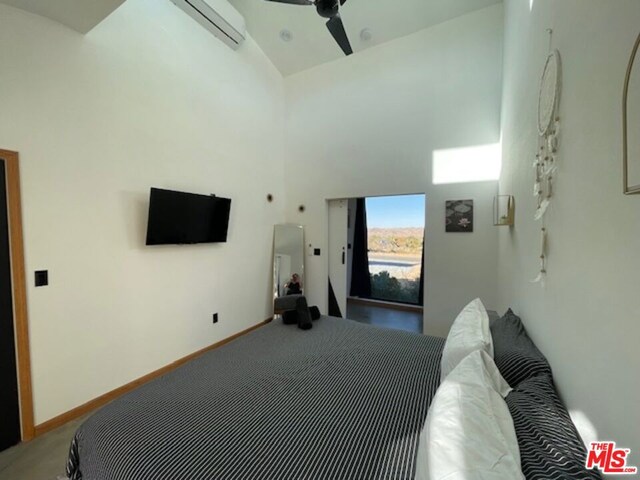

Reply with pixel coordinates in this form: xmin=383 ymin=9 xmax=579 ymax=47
xmin=345 ymin=194 xmax=425 ymax=333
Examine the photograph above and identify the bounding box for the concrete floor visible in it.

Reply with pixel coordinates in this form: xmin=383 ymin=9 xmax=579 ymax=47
xmin=346 ymin=299 xmax=423 ymax=334
xmin=0 ymin=415 xmax=88 ymax=480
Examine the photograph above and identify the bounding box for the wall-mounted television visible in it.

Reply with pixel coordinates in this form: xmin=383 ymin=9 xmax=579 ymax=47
xmin=145 ymin=188 xmax=231 ymax=245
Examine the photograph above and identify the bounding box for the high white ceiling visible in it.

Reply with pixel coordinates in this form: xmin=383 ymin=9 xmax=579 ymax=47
xmin=0 ymin=0 xmax=125 ymax=33
xmin=229 ymin=0 xmax=502 ymax=76
xmin=0 ymin=0 xmax=501 ymax=75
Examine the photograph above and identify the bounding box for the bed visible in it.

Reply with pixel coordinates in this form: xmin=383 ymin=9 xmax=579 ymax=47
xmin=67 ymin=316 xmax=445 ymax=480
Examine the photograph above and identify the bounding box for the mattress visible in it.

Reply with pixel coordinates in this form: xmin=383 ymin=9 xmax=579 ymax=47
xmin=67 ymin=316 xmax=444 ymax=480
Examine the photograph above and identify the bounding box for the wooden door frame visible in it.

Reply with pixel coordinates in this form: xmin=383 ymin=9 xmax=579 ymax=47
xmin=0 ymin=149 xmax=35 ymax=441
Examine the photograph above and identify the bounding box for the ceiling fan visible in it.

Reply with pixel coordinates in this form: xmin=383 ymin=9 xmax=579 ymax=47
xmin=264 ymin=0 xmax=353 ymax=56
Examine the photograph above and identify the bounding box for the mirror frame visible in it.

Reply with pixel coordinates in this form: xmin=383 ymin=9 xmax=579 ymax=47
xmin=272 ymin=224 xmax=305 ymax=304
xmin=623 ymin=32 xmax=640 ymax=195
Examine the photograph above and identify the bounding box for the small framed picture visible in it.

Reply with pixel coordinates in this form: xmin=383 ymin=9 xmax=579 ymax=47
xmin=446 ymin=199 xmax=474 ymax=232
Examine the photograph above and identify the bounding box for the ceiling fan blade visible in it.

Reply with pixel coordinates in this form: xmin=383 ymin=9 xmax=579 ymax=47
xmin=264 ymin=0 xmax=314 ymax=5
xmin=326 ymin=14 xmax=353 ymax=56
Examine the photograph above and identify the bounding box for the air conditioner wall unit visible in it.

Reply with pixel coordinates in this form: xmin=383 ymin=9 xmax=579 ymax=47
xmin=171 ymin=0 xmax=246 ymax=50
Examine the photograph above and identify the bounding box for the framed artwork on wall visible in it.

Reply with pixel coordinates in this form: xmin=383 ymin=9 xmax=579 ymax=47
xmin=445 ymin=199 xmax=474 ymax=232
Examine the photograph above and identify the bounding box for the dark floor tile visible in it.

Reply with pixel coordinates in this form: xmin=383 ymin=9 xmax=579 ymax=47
xmin=346 ymin=300 xmax=423 ymax=334
xmin=0 ymin=415 xmax=88 ymax=480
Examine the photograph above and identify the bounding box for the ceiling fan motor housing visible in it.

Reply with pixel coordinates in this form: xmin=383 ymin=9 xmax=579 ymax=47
xmin=316 ymin=0 xmax=339 ymax=18
xmin=266 ymin=0 xmax=352 ymax=56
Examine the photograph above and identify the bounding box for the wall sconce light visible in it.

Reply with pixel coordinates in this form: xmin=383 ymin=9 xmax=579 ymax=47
xmin=494 ymin=195 xmax=515 ymax=226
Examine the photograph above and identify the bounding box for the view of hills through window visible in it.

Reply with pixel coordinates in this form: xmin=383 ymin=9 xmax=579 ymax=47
xmin=366 ymin=195 xmax=425 ymax=304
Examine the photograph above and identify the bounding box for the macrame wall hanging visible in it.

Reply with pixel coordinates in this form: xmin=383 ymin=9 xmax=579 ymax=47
xmin=533 ymin=30 xmax=562 ymax=286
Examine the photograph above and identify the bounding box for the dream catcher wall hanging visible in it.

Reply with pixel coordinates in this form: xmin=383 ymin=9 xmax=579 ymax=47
xmin=533 ymin=33 xmax=562 ymax=286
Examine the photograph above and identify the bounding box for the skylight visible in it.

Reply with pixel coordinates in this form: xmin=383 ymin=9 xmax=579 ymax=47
xmin=432 ymin=143 xmax=502 ymax=184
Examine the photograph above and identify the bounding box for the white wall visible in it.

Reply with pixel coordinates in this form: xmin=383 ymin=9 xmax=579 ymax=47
xmin=499 ymin=0 xmax=640 ymax=453
xmin=284 ymin=4 xmax=503 ymax=337
xmin=0 ymin=0 xmax=285 ymax=424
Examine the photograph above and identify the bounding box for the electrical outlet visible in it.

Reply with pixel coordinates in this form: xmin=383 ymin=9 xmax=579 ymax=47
xmin=213 ymin=313 xmax=219 ymax=324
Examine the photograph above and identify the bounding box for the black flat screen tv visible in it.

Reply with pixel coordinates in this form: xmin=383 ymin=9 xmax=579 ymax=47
xmin=145 ymin=188 xmax=231 ymax=245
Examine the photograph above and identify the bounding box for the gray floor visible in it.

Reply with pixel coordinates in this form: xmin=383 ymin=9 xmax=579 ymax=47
xmin=0 ymin=415 xmax=88 ymax=480
xmin=347 ymin=299 xmax=423 ymax=334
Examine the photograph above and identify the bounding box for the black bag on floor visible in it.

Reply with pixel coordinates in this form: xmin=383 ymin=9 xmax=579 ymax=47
xmin=296 ymin=297 xmax=313 ymax=330
xmin=282 ymin=310 xmax=298 ymax=325
xmin=309 ymin=306 xmax=321 ymax=320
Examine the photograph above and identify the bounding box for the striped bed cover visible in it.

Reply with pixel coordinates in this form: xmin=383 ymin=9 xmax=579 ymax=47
xmin=67 ymin=316 xmax=444 ymax=480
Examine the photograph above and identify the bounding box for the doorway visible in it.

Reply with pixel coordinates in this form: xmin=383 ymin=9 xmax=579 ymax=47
xmin=327 ymin=199 xmax=348 ymax=318
xmin=0 ymin=149 xmax=34 ymax=448
xmin=328 ymin=194 xmax=425 ymax=333
xmin=362 ymin=195 xmax=424 ymax=305
xmin=0 ymin=159 xmax=20 ymax=451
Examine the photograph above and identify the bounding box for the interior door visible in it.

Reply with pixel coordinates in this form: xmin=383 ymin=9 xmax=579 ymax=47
xmin=0 ymin=158 xmax=21 ymax=451
xmin=328 ymin=199 xmax=348 ymax=317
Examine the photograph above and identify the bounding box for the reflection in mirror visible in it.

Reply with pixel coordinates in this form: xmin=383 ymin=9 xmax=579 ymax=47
xmin=273 ymin=225 xmax=305 ymax=307
xmin=624 ymin=32 xmax=640 ymax=194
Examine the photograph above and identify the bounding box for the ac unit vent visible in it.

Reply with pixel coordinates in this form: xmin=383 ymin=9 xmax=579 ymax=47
xmin=171 ymin=0 xmax=246 ymax=50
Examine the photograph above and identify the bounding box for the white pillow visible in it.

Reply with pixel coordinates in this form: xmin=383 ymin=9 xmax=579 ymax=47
xmin=415 ymin=350 xmax=524 ymax=480
xmin=440 ymin=298 xmax=492 ymax=382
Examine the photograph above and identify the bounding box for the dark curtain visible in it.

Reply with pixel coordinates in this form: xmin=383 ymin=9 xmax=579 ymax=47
xmin=418 ymin=232 xmax=425 ymax=306
xmin=350 ymin=198 xmax=372 ymax=298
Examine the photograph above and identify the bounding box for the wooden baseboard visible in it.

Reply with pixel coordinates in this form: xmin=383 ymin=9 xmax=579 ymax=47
xmin=33 ymin=318 xmax=272 ymax=437
xmin=347 ymin=297 xmax=424 ymax=314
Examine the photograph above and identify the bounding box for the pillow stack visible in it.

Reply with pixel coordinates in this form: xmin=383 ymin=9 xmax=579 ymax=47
xmin=416 ymin=350 xmax=525 ymax=480
xmin=417 ymin=298 xmax=525 ymax=480
xmin=417 ymin=300 xmax=603 ymax=479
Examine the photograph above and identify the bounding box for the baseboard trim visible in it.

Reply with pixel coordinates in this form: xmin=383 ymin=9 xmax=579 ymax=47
xmin=347 ymin=297 xmax=424 ymax=313
xmin=33 ymin=317 xmax=272 ymax=437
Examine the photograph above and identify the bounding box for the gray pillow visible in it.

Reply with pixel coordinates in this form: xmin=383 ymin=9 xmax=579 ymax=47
xmin=506 ymin=375 xmax=602 ymax=480
xmin=490 ymin=309 xmax=552 ymax=387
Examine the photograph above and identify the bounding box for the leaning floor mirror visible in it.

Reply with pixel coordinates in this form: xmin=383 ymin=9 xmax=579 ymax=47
xmin=273 ymin=224 xmax=305 ymax=314
xmin=624 ymin=31 xmax=640 ymax=194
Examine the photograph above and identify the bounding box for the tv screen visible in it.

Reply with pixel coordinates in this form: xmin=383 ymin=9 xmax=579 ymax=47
xmin=145 ymin=188 xmax=231 ymax=245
